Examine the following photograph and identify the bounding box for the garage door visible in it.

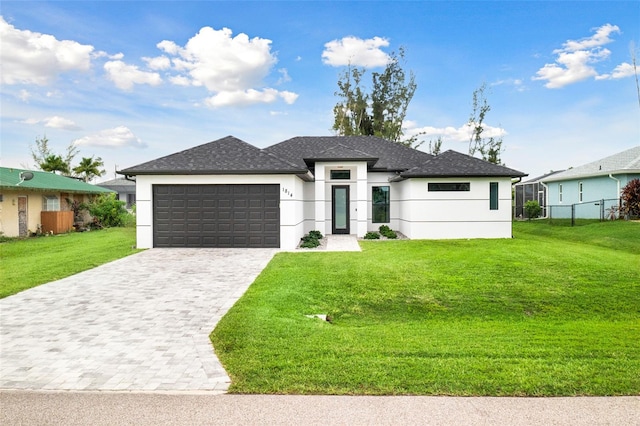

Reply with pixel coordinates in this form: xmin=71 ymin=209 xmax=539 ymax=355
xmin=153 ymin=184 xmax=280 ymax=248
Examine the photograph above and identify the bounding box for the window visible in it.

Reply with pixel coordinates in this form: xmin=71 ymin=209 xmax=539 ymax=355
xmin=42 ymin=195 xmax=60 ymax=211
xmin=579 ymin=182 xmax=583 ymax=202
xmin=428 ymin=182 xmax=470 ymax=192
xmin=490 ymin=182 xmax=499 ymax=210
xmin=372 ymin=186 xmax=390 ymax=223
xmin=330 ymin=170 xmax=350 ymax=180
xmin=559 ymin=184 xmax=563 ymax=203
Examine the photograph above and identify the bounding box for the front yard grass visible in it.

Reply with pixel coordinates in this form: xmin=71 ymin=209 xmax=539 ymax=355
xmin=0 ymin=227 xmax=139 ymax=298
xmin=211 ymin=220 xmax=640 ymax=395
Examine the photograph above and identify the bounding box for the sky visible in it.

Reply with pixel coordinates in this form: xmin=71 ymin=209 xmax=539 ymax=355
xmin=1 ymin=1 xmax=639 ymax=182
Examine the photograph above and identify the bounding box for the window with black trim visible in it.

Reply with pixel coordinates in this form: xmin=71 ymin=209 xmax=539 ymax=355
xmin=330 ymin=170 xmax=350 ymax=180
xmin=428 ymin=182 xmax=470 ymax=192
xmin=490 ymin=182 xmax=499 ymax=210
xmin=372 ymin=186 xmax=390 ymax=223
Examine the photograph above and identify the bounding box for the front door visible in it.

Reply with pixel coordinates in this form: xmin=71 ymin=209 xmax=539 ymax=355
xmin=18 ymin=196 xmax=27 ymax=237
xmin=332 ymin=185 xmax=350 ymax=234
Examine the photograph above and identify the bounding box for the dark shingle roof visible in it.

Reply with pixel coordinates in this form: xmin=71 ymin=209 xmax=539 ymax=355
xmin=117 ymin=135 xmax=526 ymax=179
xmin=400 ymin=150 xmax=527 ymax=178
xmin=97 ymin=177 xmax=136 ymax=193
xmin=119 ymin=136 xmax=306 ymax=175
xmin=0 ymin=167 xmax=114 ymax=194
xmin=264 ymin=136 xmax=434 ymax=171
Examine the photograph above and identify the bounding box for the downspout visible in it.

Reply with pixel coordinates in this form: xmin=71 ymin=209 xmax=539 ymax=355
xmin=609 ymin=174 xmax=621 ymax=217
xmin=124 ymin=174 xmax=136 ymax=183
xmin=539 ymin=181 xmax=550 ymax=218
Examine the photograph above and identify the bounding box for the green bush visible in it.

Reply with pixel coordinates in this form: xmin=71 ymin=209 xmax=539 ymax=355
xmin=379 ymin=225 xmax=398 ymax=239
xmin=87 ymin=193 xmax=129 ymax=227
xmin=364 ymin=231 xmax=380 ymax=239
xmin=308 ymin=230 xmax=323 ymax=240
xmin=524 ymin=200 xmax=542 ymax=220
xmin=300 ymin=232 xmax=321 ymax=248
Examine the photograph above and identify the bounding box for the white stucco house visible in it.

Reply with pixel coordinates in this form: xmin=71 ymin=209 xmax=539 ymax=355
xmin=119 ymin=136 xmax=526 ymax=249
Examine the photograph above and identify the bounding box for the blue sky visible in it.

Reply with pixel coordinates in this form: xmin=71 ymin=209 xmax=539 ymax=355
xmin=1 ymin=1 xmax=639 ymax=181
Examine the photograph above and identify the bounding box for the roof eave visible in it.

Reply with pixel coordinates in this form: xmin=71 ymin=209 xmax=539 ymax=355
xmin=543 ymin=169 xmax=640 ymax=182
xmin=117 ymin=169 xmax=309 ymax=176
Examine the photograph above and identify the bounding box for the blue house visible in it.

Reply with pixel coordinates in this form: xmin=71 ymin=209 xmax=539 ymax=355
xmin=542 ymin=146 xmax=640 ymax=219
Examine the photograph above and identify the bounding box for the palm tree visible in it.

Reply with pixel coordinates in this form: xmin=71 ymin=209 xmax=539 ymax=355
xmin=40 ymin=154 xmax=70 ymax=175
xmin=73 ymin=156 xmax=105 ymax=182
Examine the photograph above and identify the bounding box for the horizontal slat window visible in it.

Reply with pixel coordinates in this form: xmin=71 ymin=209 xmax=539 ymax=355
xmin=428 ymin=182 xmax=470 ymax=192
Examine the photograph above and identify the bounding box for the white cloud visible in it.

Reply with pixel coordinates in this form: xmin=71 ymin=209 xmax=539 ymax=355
xmin=205 ymin=88 xmax=298 ymax=108
xmin=143 ymin=55 xmax=171 ymax=70
xmin=0 ymin=16 xmax=94 ymax=85
xmin=104 ymin=60 xmax=162 ymax=90
xmin=322 ymin=36 xmax=390 ymax=67
xmin=404 ymin=122 xmax=507 ymax=143
xmin=533 ymin=24 xmax=632 ymax=88
xmin=597 ymin=62 xmax=636 ymax=80
xmin=276 ymin=68 xmax=291 ymax=85
xmin=44 ymin=116 xmax=82 ymax=130
xmin=20 ymin=115 xmax=81 ymax=130
xmin=154 ymin=26 xmax=297 ymax=107
xmin=18 ymin=89 xmax=31 ymax=102
xmin=73 ymin=126 xmax=147 ymax=148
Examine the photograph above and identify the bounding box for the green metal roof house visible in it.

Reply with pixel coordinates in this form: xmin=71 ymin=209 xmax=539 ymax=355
xmin=0 ymin=167 xmax=113 ymax=237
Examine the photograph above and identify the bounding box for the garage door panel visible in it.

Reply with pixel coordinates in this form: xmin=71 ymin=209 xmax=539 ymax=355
xmin=153 ymin=184 xmax=280 ymax=248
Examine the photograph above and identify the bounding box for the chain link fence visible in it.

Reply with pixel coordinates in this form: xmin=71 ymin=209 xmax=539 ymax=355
xmin=546 ymin=198 xmax=621 ymax=226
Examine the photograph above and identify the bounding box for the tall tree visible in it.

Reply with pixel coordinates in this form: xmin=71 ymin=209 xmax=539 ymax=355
xmin=467 ymin=83 xmax=504 ymax=164
xmin=332 ymin=48 xmax=418 ymax=146
xmin=73 ymin=156 xmax=105 ymax=182
xmin=30 ymin=135 xmax=52 ymax=168
xmin=40 ymin=154 xmax=70 ymax=175
xmin=30 ymin=135 xmax=78 ymax=173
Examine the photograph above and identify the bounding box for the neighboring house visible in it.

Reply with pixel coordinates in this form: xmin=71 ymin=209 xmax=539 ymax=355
xmin=119 ymin=136 xmax=526 ymax=249
xmin=542 ymin=146 xmax=640 ymax=219
xmin=0 ymin=167 xmax=113 ymax=237
xmin=513 ymin=170 xmax=564 ymax=218
xmin=98 ymin=177 xmax=136 ymax=209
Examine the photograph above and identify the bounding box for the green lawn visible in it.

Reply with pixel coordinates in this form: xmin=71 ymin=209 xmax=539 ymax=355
xmin=211 ymin=220 xmax=640 ymax=396
xmin=0 ymin=227 xmax=140 ymax=298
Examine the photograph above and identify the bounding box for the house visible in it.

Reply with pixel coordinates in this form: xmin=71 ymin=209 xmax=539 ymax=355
xmin=513 ymin=170 xmax=564 ymax=218
xmin=98 ymin=177 xmax=136 ymax=209
xmin=542 ymin=146 xmax=640 ymax=219
xmin=0 ymin=167 xmax=113 ymax=237
xmin=118 ymin=136 xmax=526 ymax=249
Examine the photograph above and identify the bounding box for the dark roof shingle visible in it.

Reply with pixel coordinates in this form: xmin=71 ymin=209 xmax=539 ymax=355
xmin=264 ymin=136 xmax=434 ymax=171
xmin=401 ymin=150 xmax=526 ymax=178
xmin=119 ymin=136 xmax=306 ymax=175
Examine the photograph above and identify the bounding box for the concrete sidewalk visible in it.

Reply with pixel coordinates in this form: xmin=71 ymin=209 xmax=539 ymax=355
xmin=1 ymin=391 xmax=638 ymax=425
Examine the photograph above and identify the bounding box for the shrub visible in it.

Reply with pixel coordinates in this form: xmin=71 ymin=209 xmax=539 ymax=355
xmin=364 ymin=231 xmax=380 ymax=239
xmin=308 ymin=230 xmax=323 ymax=240
xmin=379 ymin=225 xmax=397 ymax=239
xmin=87 ymin=193 xmax=129 ymax=228
xmin=300 ymin=231 xmax=322 ymax=248
xmin=621 ymin=178 xmax=640 ymax=218
xmin=524 ymin=200 xmax=542 ymax=220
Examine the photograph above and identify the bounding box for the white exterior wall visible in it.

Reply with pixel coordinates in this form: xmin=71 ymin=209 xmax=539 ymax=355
xmin=135 ymin=174 xmax=305 ymax=250
xmin=399 ymin=177 xmax=514 ymax=239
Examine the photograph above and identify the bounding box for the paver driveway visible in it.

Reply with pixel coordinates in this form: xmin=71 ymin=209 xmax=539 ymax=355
xmin=0 ymin=248 xmax=277 ymax=392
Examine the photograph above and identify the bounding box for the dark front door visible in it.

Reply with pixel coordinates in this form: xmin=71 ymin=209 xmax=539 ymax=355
xmin=332 ymin=185 xmax=350 ymax=234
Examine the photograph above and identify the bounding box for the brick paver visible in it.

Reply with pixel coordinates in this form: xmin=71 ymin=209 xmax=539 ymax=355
xmin=0 ymin=248 xmax=277 ymax=392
